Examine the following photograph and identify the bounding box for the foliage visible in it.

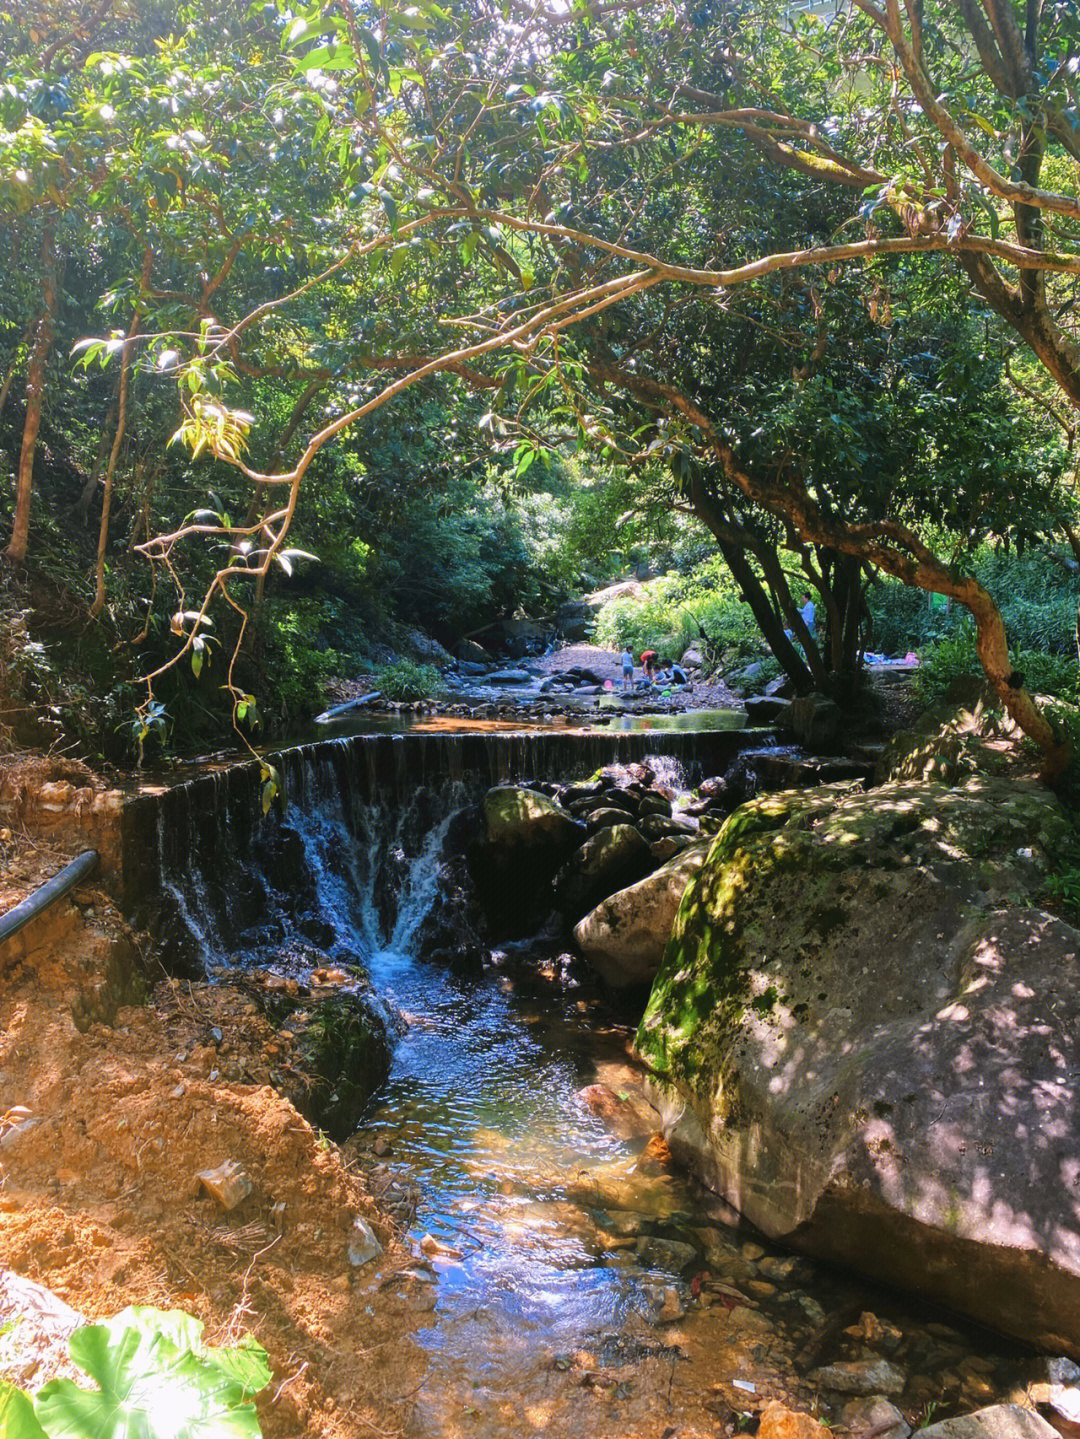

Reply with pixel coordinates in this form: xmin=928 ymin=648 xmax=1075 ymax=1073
xmin=0 ymin=1306 xmax=270 ymax=1438
xmin=3 ymin=0 xmax=1080 ymax=755
xmin=870 ymin=551 xmax=1080 ymax=660
xmin=374 ymin=659 xmax=440 ymax=703
xmin=593 ymin=561 xmax=772 ymax=672
xmin=914 ymin=630 xmax=1080 ymax=706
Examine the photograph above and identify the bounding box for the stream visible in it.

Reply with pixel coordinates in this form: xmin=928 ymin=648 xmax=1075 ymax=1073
xmin=145 ymin=730 xmax=1030 ymax=1437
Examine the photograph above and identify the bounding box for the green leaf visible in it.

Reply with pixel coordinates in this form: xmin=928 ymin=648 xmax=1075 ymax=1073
xmin=379 ymin=190 xmax=398 ymax=234
xmin=0 ymin=1379 xmax=49 ymax=1438
xmin=292 ymin=43 xmax=357 ymax=73
xmin=36 ymin=1307 xmax=269 ymax=1439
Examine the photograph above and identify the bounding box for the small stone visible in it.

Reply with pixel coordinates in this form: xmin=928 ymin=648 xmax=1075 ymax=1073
xmin=741 ymin=1242 xmax=766 ymax=1261
xmin=347 ymin=1216 xmax=383 ymax=1267
xmin=372 ymin=1133 xmax=393 ymax=1157
xmin=758 ymin=1256 xmax=799 ymax=1282
xmin=758 ymin=1401 xmax=832 ymax=1439
xmin=635 ymin=1236 xmax=698 ymax=1271
xmin=797 ymin=1294 xmax=827 ymax=1327
xmin=809 ymin=1359 xmax=907 ymax=1397
xmin=748 ymin=1280 xmax=777 ymax=1296
xmin=170 ymin=1084 xmax=186 ymax=1099
xmin=196 ymin=1159 xmax=253 ymax=1211
xmin=652 ymin=1285 xmax=685 ymax=1323
xmin=1033 ymin=1389 xmax=1080 ymax=1439
xmin=208 ymin=1026 xmax=224 ymax=1045
xmin=841 ymin=1397 xmax=910 ymax=1439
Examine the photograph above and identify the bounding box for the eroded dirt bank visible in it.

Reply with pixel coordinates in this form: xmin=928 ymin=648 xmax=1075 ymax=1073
xmin=0 ymin=846 xmax=427 ymax=1438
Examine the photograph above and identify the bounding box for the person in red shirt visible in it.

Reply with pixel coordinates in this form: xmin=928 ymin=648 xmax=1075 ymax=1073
xmin=640 ymin=649 xmax=658 ymax=681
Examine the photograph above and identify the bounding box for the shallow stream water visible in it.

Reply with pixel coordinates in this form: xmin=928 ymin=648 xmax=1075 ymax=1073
xmin=275 ymin=773 xmax=1028 ymax=1439
xmin=156 ymin=736 xmax=1033 ymax=1438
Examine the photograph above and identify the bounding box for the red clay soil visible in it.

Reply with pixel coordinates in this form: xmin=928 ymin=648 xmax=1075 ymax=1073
xmin=0 ymin=874 xmax=426 ymax=1438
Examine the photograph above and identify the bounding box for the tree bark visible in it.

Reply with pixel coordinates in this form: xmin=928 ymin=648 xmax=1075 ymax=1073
xmin=4 ymin=228 xmax=58 ymax=566
xmin=90 ymin=249 xmax=151 ymax=619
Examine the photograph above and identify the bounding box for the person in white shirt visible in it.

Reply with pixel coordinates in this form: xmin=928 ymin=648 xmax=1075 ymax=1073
xmin=799 ymin=592 xmax=815 ymax=636
xmin=621 ymin=648 xmax=634 ymax=692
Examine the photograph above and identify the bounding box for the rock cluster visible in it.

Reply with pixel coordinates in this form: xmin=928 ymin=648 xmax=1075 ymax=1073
xmin=471 ymin=762 xmax=713 ymax=958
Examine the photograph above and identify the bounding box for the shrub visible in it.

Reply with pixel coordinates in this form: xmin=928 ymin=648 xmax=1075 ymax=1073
xmin=375 ymin=659 xmax=441 ymax=701
xmin=914 ymin=628 xmax=1080 ymax=705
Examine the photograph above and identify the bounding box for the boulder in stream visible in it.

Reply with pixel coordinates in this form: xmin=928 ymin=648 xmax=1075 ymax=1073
xmin=636 ymin=775 xmax=1080 ymax=1352
xmin=574 ymin=841 xmax=709 ymax=987
xmin=472 ymin=786 xmax=585 ymax=937
xmin=554 ymin=823 xmax=652 ymax=918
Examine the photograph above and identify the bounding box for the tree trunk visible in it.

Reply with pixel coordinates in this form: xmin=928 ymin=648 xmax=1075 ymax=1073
xmin=90 ymin=250 xmax=151 ymax=619
xmin=4 ymin=228 xmax=58 ymax=566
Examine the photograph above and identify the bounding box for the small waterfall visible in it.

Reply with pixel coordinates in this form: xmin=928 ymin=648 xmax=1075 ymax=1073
xmin=124 ymin=723 xmax=771 ymax=975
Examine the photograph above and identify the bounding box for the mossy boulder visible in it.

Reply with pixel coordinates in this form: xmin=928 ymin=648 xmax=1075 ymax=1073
xmin=554 ymin=823 xmax=653 ymax=919
xmin=875 ymin=684 xmax=1011 ymax=786
xmin=483 ymin=785 xmax=584 ymax=850
xmin=472 ymin=786 xmax=585 ymax=938
xmin=636 ymin=776 xmax=1080 ymax=1352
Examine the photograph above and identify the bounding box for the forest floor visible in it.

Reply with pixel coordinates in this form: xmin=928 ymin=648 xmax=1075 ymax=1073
xmin=0 ymin=868 xmax=428 ymax=1437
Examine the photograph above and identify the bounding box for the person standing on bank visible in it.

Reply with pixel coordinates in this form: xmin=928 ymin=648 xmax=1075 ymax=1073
xmin=621 ymin=648 xmax=634 ymax=693
xmin=640 ymin=648 xmax=658 ymax=681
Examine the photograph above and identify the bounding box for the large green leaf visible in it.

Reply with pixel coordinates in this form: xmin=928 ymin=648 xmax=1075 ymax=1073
xmin=34 ymin=1308 xmax=269 ymax=1439
xmin=0 ymin=1379 xmax=48 ymax=1439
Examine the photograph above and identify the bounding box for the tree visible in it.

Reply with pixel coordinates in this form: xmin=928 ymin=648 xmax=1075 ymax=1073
xmin=14 ymin=0 xmax=1079 ymax=765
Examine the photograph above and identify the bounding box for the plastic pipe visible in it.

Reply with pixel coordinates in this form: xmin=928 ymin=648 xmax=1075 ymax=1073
xmin=0 ymin=850 xmax=99 ymax=946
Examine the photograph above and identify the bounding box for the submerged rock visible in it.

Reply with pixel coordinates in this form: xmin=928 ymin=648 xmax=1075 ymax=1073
xmin=636 ymin=776 xmax=1080 ymax=1352
xmin=809 ymin=1358 xmax=907 ymax=1397
xmin=841 ymin=1398 xmax=910 ymax=1439
xmin=574 ymin=842 xmax=709 ymax=987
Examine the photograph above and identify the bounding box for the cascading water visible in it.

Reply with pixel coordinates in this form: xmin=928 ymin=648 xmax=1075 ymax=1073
xmin=128 ymin=726 xmax=1023 ymax=1436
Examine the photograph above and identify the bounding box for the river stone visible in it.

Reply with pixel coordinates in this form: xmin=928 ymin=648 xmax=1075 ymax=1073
xmin=776 ymin=693 xmax=842 ymax=749
xmin=841 ymin=1399 xmax=910 ymax=1439
xmin=475 ymin=787 xmax=585 ymax=936
xmin=636 ymin=776 xmax=1080 ymax=1352
xmin=638 ymin=793 xmax=673 ymax=818
xmin=484 ymin=668 xmax=534 ymax=685
xmin=638 ymin=813 xmax=698 ymax=840
xmin=586 ymin=807 xmax=634 ymax=832
xmin=347 ymin=1216 xmax=383 ymax=1267
xmin=574 ymin=841 xmax=710 ymax=987
xmin=809 ymin=1359 xmax=907 ymax=1397
xmin=483 ymin=786 xmax=582 ymax=851
xmin=758 ymin=1403 xmax=832 ymax=1439
xmin=745 ymin=696 xmax=792 ymax=725
xmin=554 ymin=824 xmax=653 ymax=918
xmin=920 ymin=1409 xmax=1059 ymax=1439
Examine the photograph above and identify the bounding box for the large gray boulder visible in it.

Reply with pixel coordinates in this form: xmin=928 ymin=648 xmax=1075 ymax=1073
xmin=574 ymin=842 xmax=709 ymax=987
xmin=636 ymin=776 xmax=1080 ymax=1352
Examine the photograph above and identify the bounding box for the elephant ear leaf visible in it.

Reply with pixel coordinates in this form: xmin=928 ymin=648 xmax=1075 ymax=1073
xmin=0 ymin=1378 xmax=49 ymax=1438
xmin=35 ymin=1307 xmax=270 ymax=1439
